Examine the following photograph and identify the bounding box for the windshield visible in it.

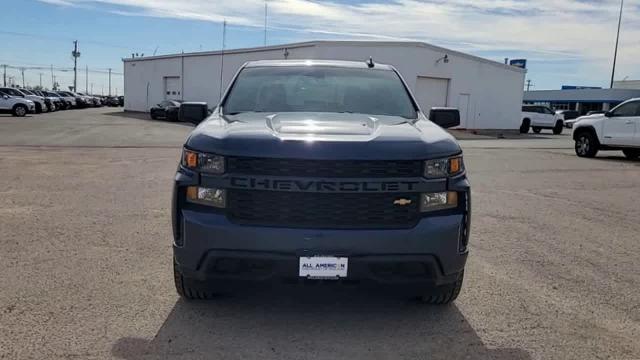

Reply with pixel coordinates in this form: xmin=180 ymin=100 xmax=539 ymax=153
xmin=223 ymin=66 xmax=417 ymax=119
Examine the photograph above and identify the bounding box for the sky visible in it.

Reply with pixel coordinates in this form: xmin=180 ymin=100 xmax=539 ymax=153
xmin=0 ymin=0 xmax=638 ymax=93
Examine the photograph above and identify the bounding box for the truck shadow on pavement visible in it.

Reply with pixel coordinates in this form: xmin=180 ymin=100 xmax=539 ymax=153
xmin=111 ymin=288 xmax=531 ymax=360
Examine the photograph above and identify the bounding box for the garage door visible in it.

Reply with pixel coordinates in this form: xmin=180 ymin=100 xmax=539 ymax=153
xmin=414 ymin=77 xmax=449 ymax=112
xmin=164 ymin=76 xmax=181 ymax=100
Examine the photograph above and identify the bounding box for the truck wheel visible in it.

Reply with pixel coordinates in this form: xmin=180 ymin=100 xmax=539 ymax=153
xmin=532 ymin=127 xmax=541 ymax=133
xmin=552 ymin=121 xmax=563 ymax=135
xmin=174 ymin=259 xmax=215 ymax=300
xmin=622 ymin=149 xmax=640 ymax=159
xmin=12 ymin=104 xmax=28 ymax=117
xmin=421 ymin=270 xmax=464 ymax=305
xmin=574 ymin=131 xmax=598 ymax=158
xmin=519 ymin=119 xmax=530 ymax=134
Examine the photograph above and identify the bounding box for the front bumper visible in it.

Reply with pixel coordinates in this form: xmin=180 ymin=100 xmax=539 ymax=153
xmin=174 ymin=209 xmax=468 ymax=290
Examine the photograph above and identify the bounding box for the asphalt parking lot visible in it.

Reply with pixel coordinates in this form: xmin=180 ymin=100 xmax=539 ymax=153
xmin=1 ymin=108 xmax=638 ymax=360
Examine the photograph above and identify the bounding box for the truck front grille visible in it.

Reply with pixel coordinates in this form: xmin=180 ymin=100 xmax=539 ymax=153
xmin=227 ymin=157 xmax=422 ymax=178
xmin=228 ymin=190 xmax=420 ymax=229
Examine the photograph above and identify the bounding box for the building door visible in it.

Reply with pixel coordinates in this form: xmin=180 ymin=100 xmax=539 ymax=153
xmin=457 ymin=94 xmax=470 ymax=128
xmin=164 ymin=77 xmax=180 ymax=100
xmin=415 ymin=77 xmax=449 ymax=113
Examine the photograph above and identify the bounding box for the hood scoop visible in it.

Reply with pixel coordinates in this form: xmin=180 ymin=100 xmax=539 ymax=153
xmin=267 ymin=113 xmax=378 ymax=136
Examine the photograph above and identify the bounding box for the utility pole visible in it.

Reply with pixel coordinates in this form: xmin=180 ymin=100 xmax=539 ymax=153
xmin=610 ymin=0 xmax=624 ymax=88
xmin=39 ymin=73 xmax=43 ymax=88
xmin=91 ymin=83 xmax=93 ymax=94
xmin=525 ymin=79 xmax=534 ymax=91
xmin=2 ymin=64 xmax=6 ymax=86
xmin=85 ymin=65 xmax=88 ymax=93
xmin=108 ymin=68 xmax=112 ymax=96
xmin=219 ymin=20 xmax=227 ymax=102
xmin=20 ymin=68 xmax=25 ymax=88
xmin=72 ymin=40 xmax=80 ymax=91
xmin=50 ymin=65 xmax=55 ymax=89
xmin=264 ymin=1 xmax=268 ymax=46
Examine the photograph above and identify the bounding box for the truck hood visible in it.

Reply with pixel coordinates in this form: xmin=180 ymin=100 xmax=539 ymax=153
xmin=185 ymin=112 xmax=461 ymax=160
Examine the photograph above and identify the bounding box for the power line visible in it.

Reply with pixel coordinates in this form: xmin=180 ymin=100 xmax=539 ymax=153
xmin=0 ymin=30 xmax=153 ymax=52
xmin=1 ymin=63 xmax=122 ymax=75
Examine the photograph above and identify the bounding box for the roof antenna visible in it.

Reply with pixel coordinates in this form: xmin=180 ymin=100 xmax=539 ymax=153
xmin=366 ymin=57 xmax=375 ymax=68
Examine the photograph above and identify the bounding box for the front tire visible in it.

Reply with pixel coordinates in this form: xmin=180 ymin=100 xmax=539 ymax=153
xmin=553 ymin=121 xmax=564 ymax=135
xmin=622 ymin=149 xmax=640 ymax=159
xmin=174 ymin=259 xmax=216 ymax=300
xmin=421 ymin=270 xmax=464 ymax=305
xmin=575 ymin=131 xmax=599 ymax=158
xmin=520 ymin=118 xmax=531 ymax=134
xmin=12 ymin=104 xmax=27 ymax=117
xmin=532 ymin=127 xmax=541 ymax=133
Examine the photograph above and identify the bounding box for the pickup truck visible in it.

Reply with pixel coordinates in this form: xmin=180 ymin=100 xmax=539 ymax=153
xmin=172 ymin=60 xmax=471 ymax=304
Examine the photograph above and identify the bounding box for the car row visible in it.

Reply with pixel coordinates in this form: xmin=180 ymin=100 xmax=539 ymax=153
xmin=0 ymin=87 xmax=123 ymax=116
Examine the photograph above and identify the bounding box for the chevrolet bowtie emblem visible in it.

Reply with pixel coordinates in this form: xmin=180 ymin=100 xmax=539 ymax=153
xmin=393 ymin=198 xmax=412 ymax=206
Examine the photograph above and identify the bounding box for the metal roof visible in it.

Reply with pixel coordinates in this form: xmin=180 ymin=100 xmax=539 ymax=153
xmin=122 ymin=40 xmax=525 ymax=74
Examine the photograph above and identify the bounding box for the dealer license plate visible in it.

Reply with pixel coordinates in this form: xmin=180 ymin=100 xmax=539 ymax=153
xmin=299 ymin=257 xmax=348 ymax=279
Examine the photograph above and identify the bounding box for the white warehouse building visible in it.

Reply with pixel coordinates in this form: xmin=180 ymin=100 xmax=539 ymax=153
xmin=123 ymin=40 xmax=525 ymax=129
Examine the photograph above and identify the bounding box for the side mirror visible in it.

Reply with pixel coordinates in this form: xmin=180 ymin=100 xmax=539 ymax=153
xmin=179 ymin=102 xmax=209 ymax=125
xmin=604 ymin=111 xmax=613 ymax=117
xmin=429 ymin=108 xmax=460 ymax=129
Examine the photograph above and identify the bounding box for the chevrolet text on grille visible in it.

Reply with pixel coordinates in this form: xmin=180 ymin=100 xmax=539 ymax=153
xmin=229 ymin=177 xmax=420 ymax=192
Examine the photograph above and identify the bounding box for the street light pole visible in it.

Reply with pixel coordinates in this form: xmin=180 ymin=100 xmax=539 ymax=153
xmin=610 ymin=0 xmax=624 ymax=88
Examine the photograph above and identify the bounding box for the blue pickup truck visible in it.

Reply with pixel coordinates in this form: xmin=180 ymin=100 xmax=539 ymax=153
xmin=172 ymin=60 xmax=470 ymax=304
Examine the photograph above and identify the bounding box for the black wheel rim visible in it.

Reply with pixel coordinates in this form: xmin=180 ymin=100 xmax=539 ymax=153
xmin=577 ymin=136 xmax=589 ymax=155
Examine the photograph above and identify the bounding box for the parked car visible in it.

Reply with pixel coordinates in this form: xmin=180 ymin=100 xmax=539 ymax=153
xmin=105 ymin=96 xmax=120 ymax=107
xmin=586 ymin=110 xmax=606 ymax=116
xmin=0 ymin=87 xmax=47 ymax=114
xmin=0 ymin=90 xmax=36 ymax=116
xmin=56 ymin=91 xmax=77 ymax=109
xmin=150 ymin=100 xmax=182 ymax=121
xmin=556 ymin=110 xmax=579 ymax=128
xmin=31 ymin=90 xmax=57 ymax=111
xmin=117 ymin=96 xmax=124 ymax=107
xmin=564 ymin=117 xmax=582 ymax=129
xmin=42 ymin=91 xmax=66 ymax=110
xmin=171 ymin=60 xmax=470 ymax=304
xmin=76 ymin=92 xmax=101 ymax=107
xmin=573 ymin=98 xmax=640 ymax=159
xmin=521 ymin=105 xmax=564 ymax=134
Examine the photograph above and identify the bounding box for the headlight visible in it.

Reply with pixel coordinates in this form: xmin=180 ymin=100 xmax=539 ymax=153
xmin=186 ymin=186 xmax=226 ymax=208
xmin=182 ymin=149 xmax=225 ymax=174
xmin=420 ymin=191 xmax=458 ymax=212
xmin=424 ymin=156 xmax=464 ymax=178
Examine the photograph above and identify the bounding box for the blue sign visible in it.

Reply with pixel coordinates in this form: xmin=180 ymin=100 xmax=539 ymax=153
xmin=509 ymin=59 xmax=527 ymax=69
xmin=561 ymin=85 xmax=602 ymax=90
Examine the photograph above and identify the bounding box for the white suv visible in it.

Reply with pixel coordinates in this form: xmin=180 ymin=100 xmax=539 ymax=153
xmin=0 ymin=87 xmax=46 ymax=114
xmin=0 ymin=90 xmax=36 ymax=116
xmin=521 ymin=105 xmax=565 ymax=134
xmin=573 ymin=98 xmax=640 ymax=159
